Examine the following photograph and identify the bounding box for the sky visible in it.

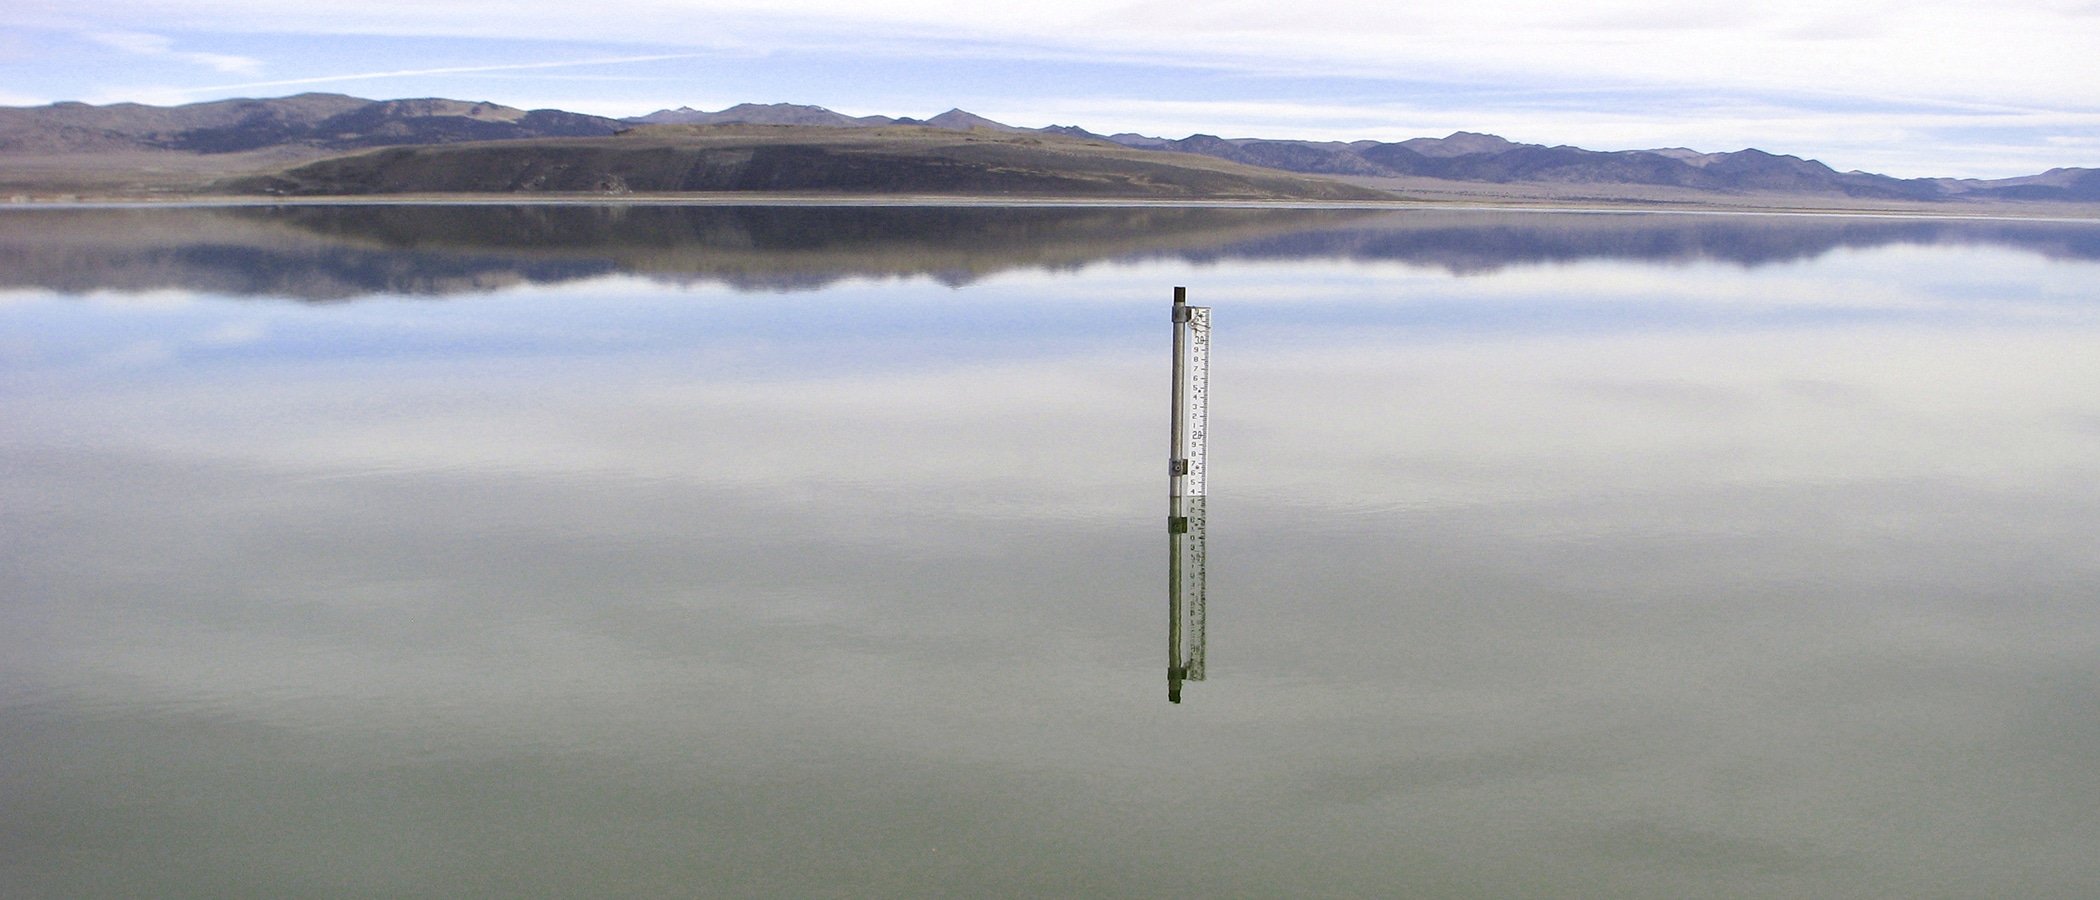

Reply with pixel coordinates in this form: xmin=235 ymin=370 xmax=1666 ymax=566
xmin=3 ymin=0 xmax=2097 ymax=178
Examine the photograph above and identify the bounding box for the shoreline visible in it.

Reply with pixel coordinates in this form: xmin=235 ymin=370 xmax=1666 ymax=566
xmin=5 ymin=192 xmax=2100 ymax=222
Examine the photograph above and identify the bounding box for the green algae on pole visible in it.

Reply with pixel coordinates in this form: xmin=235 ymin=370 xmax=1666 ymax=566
xmin=1168 ymin=286 xmax=1209 ymax=704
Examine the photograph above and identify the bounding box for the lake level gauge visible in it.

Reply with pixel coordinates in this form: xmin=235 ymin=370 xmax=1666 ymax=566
xmin=1169 ymin=286 xmax=1208 ymax=703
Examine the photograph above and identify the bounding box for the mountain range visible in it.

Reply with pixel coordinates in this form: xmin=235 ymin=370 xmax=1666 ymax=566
xmin=1 ymin=94 xmax=2094 ymax=203
xmin=659 ymin=104 xmax=2095 ymax=203
xmin=0 ymin=94 xmax=620 ymax=154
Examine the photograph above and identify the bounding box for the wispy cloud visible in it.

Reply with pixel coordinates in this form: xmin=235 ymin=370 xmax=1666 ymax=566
xmin=186 ymin=53 xmax=709 ymax=94
xmin=79 ymin=85 xmax=213 ymax=106
xmin=86 ymin=31 xmax=262 ymax=75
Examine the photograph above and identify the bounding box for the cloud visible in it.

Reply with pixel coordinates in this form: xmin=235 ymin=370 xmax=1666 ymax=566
xmin=197 ymin=321 xmax=267 ymax=346
xmin=86 ymin=30 xmax=262 ymax=74
xmin=78 ymin=86 xmax=199 ymax=106
xmin=186 ymin=53 xmax=708 ymax=94
xmin=35 ymin=1 xmax=2095 ymax=108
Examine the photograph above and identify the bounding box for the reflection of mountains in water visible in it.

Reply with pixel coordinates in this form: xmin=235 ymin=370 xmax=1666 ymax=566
xmin=1193 ymin=212 xmax=2100 ymax=274
xmin=3 ymin=205 xmax=2097 ymax=301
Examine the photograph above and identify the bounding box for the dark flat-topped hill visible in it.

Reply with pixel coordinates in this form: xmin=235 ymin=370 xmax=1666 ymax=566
xmin=234 ymin=124 xmax=1394 ymax=201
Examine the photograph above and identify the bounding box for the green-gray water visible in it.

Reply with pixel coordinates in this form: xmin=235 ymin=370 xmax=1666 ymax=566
xmin=5 ymin=205 xmax=2100 ymax=898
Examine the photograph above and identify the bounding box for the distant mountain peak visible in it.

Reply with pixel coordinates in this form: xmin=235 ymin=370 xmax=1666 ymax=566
xmin=624 ymin=102 xmax=896 ymax=128
xmin=622 ymin=103 xmax=1026 ymax=133
xmin=1039 ymin=124 xmax=1110 ymax=141
xmin=1396 ymin=131 xmax=1528 ymax=158
xmin=1639 ymin=147 xmax=1725 ymax=167
xmin=922 ymin=109 xmax=1025 ymax=132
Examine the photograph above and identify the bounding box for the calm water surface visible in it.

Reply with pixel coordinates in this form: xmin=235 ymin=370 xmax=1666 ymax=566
xmin=5 ymin=205 xmax=2100 ymax=898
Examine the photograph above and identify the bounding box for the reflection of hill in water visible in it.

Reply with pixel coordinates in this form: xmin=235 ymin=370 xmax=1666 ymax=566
xmin=0 ymin=205 xmax=1375 ymax=299
xmin=262 ymin=204 xmax=1381 ymax=292
xmin=2 ymin=205 xmax=2096 ymax=301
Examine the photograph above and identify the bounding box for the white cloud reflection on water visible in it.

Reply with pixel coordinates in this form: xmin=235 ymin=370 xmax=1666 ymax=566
xmin=5 ymin=230 xmax=2100 ymax=897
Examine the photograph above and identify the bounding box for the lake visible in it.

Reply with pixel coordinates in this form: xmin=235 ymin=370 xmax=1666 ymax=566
xmin=5 ymin=203 xmax=2100 ymax=898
